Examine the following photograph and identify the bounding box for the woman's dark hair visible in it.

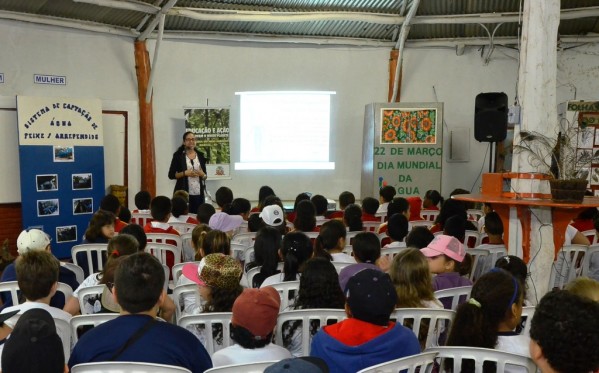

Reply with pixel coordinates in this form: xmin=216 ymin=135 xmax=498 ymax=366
xmin=203 ymin=285 xmax=243 ymax=313
xmin=311 ymin=195 xmax=328 ymax=216
xmin=451 ymin=252 xmax=473 ymax=277
xmin=281 ymin=232 xmax=313 ymax=282
xmin=434 ymin=198 xmax=468 ymax=228
xmin=293 ymin=200 xmax=316 ymax=232
xmin=293 ymin=193 xmax=311 ymax=210
xmin=338 ymin=191 xmax=355 ymax=210
xmin=119 ymin=224 xmax=147 ymax=250
xmin=85 ymin=210 xmax=116 ymax=242
xmin=443 ymin=215 xmax=467 ymax=242
xmin=405 ymin=227 xmax=434 ymax=249
xmin=484 ymin=212 xmax=504 ymax=235
xmin=424 ymin=189 xmax=443 ymax=207
xmin=254 ymin=226 xmax=282 ymax=278
xmin=313 ymin=220 xmax=346 ymax=261
xmin=258 ymin=186 xmax=276 ymax=209
xmin=343 ymin=204 xmax=363 ymax=232
xmin=447 ymin=269 xmax=523 ymax=353
xmin=226 ymin=198 xmax=251 ymax=216
xmin=387 ymin=213 xmax=409 ymax=242
xmin=134 ymin=191 xmax=152 ymax=210
xmin=295 ymin=258 xmax=345 ymax=309
xmin=231 ymin=325 xmax=272 ymax=349
xmin=182 ymin=131 xmax=194 ymax=141
xmin=352 ymin=232 xmax=380 ymax=263
xmin=495 ymin=255 xmax=528 ymax=301
xmin=171 ymin=196 xmax=188 ymax=218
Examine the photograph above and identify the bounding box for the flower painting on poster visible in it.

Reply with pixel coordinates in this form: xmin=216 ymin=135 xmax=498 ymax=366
xmin=380 ymin=108 xmax=437 ymax=145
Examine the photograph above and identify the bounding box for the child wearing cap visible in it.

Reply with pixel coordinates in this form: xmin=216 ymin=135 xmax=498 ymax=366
xmin=211 ymin=287 xmax=292 ymax=366
xmin=310 ymin=267 xmax=420 ymax=373
xmin=181 ymin=253 xmax=243 ymax=349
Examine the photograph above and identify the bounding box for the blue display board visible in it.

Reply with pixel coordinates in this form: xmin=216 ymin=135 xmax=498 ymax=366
xmin=17 ymin=96 xmax=104 ymax=259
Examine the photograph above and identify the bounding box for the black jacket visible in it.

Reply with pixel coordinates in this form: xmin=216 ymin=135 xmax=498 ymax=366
xmin=168 ymin=146 xmax=208 ymax=195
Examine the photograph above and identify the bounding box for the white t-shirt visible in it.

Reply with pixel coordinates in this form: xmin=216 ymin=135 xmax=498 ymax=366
xmin=496 ymin=334 xmax=531 ymax=373
xmin=376 ymin=202 xmax=389 ymax=215
xmin=383 ymin=241 xmax=407 ymax=249
xmin=211 ymin=343 xmax=292 ymax=367
xmin=331 ymin=252 xmax=356 ymax=263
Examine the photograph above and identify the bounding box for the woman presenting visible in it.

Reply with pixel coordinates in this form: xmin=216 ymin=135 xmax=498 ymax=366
xmin=168 ymin=131 xmax=208 ymax=215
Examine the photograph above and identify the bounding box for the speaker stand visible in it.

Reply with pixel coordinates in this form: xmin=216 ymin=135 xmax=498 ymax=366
xmin=488 ymin=142 xmax=495 ymax=173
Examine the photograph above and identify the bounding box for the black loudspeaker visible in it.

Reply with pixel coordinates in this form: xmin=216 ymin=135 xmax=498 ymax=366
xmin=474 ymin=92 xmax=508 ymax=142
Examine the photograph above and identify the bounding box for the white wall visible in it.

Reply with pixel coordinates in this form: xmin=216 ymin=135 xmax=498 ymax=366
xmin=1 ymin=19 xmax=599 ymax=205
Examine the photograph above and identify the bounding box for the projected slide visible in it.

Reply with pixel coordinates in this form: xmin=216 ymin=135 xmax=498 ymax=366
xmin=235 ymin=91 xmax=335 ymax=170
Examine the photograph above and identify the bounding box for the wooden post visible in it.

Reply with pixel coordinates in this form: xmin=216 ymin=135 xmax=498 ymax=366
xmin=134 ymin=41 xmax=156 ymax=197
xmin=388 ymin=49 xmax=401 ymax=102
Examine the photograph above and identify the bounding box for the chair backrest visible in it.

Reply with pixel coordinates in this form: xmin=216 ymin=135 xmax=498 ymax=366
xmin=169 ymin=222 xmax=196 ymax=234
xmin=177 ymin=312 xmax=233 ymax=355
xmin=270 ymin=280 xmax=300 ymax=311
xmin=467 ymin=209 xmax=484 ymax=221
xmin=582 ymin=244 xmax=599 ymax=278
xmin=409 ymin=220 xmax=434 ymax=231
xmin=0 ymin=281 xmax=22 ymax=305
xmin=244 ymin=246 xmax=255 ymax=264
xmin=345 ymin=231 xmax=361 ymax=245
xmin=53 ymin=317 xmax=72 ymax=360
xmin=62 ymin=262 xmax=85 ymax=284
xmin=549 ymin=244 xmax=587 ymax=289
xmin=130 ymin=212 xmax=153 ymax=227
xmin=375 ymin=212 xmax=386 ymax=222
xmin=146 ymin=242 xmax=182 ymax=266
xmin=520 ymin=306 xmax=535 ymax=337
xmin=275 ymin=308 xmax=347 ymax=356
xmin=231 ymin=242 xmax=249 ymax=262
xmin=342 ymin=245 xmax=354 ymax=256
xmin=204 ymin=361 xmax=278 ymax=373
xmin=180 ymin=232 xmax=195 ymax=262
xmin=391 ymin=308 xmax=456 ymax=349
xmin=231 ymin=232 xmax=257 ymax=247
xmin=303 ymin=231 xmax=320 ymax=239
xmin=331 ymin=261 xmax=352 ymax=274
xmin=173 ymin=283 xmax=199 ymax=322
xmin=77 ymin=284 xmax=107 ymax=315
xmin=57 ymin=282 xmax=74 ymax=300
xmin=146 ymin=233 xmax=183 ymax=251
xmin=71 ymin=361 xmax=192 ymax=373
xmin=70 ymin=313 xmax=119 ymax=344
xmin=172 ymin=261 xmax=201 ymax=284
xmin=467 ymin=248 xmax=490 ymax=281
xmin=71 ymin=244 xmax=108 ymax=277
xmin=315 ymin=219 xmax=330 ymax=228
xmin=357 ymin=351 xmax=438 ymax=373
xmin=581 ymin=229 xmax=598 ymax=245
xmin=246 ymin=263 xmax=284 ymax=288
xmin=380 ymin=246 xmax=408 ymax=260
xmin=434 ymin=286 xmax=473 ymax=311
xmin=464 ymin=230 xmax=480 ymax=249
xmin=427 ymin=346 xmax=537 ymax=373
xmin=421 ymin=210 xmax=439 ymax=222
xmin=363 ymin=221 xmax=381 ymax=232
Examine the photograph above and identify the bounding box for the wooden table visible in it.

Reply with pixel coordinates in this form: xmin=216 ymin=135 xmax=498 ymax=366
xmin=453 ymin=194 xmax=599 ymax=262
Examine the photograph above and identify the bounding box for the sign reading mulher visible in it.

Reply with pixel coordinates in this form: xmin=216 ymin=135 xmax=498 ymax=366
xmin=34 ymin=74 xmax=67 ymax=85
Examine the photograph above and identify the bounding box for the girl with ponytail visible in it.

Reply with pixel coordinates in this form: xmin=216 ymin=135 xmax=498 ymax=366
xmin=313 ymin=220 xmax=354 ymax=263
xmin=261 ymin=232 xmax=312 ymax=287
xmin=446 ymin=268 xmax=528 ymax=372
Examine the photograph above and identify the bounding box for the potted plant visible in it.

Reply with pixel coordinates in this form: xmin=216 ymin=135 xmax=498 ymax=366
xmin=514 ymin=120 xmax=593 ymax=203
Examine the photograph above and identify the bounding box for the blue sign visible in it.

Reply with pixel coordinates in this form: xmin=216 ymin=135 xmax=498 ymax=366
xmin=34 ymin=74 xmax=66 ymax=85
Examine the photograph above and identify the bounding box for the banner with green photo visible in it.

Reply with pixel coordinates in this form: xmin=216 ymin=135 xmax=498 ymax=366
xmin=184 ymin=108 xmax=231 ymax=179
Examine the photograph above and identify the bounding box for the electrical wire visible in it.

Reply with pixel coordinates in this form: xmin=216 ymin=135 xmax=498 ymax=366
xmin=470 ymin=143 xmax=490 ymax=193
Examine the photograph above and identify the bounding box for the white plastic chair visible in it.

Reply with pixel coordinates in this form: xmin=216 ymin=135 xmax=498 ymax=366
xmin=146 ymin=242 xmax=182 ymax=267
xmin=231 ymin=242 xmax=249 ymax=262
xmin=380 ymin=246 xmax=408 ymax=259
xmin=53 ymin=317 xmax=72 ymax=360
xmin=342 ymin=245 xmax=354 ymax=256
xmin=71 ymin=244 xmax=108 ymax=277
xmin=315 ymin=218 xmax=330 ymax=228
xmin=0 ymin=281 xmax=72 ymax=307
xmin=180 ymin=232 xmax=195 ymax=262
xmin=581 ymin=229 xmax=598 ymax=245
xmin=582 ymin=244 xmax=599 ymax=278
xmin=345 ymin=231 xmax=361 ymax=245
xmin=391 ymin=308 xmax=456 ymax=349
xmin=464 ymin=230 xmax=480 ymax=249
xmin=130 ymin=212 xmax=152 ymax=227
xmin=549 ymin=244 xmax=587 ymax=289
xmin=204 ymin=361 xmax=278 ymax=373
xmin=303 ymin=231 xmax=320 ymax=240
xmin=57 ymin=282 xmax=74 ymax=300
xmin=231 ymin=232 xmax=257 ymax=247
xmin=434 ymin=286 xmax=472 ymax=311
xmin=467 ymin=248 xmax=490 ymax=281
xmin=426 ymin=346 xmax=537 ymax=372
xmin=375 ymin=212 xmax=386 ymax=222
xmin=77 ymin=285 xmax=107 ymax=315
xmin=172 ymin=261 xmax=201 ymax=285
xmin=70 ymin=313 xmax=119 ymax=344
xmin=409 ymin=220 xmax=434 ymax=231
xmin=520 ymin=306 xmax=535 ymax=337
xmin=178 ymin=312 xmax=233 ymax=355
xmin=173 ymin=283 xmax=200 ymax=322
xmin=332 ymin=261 xmax=352 ymax=274
xmin=146 ymin=233 xmax=183 ymax=260
xmin=467 ymin=209 xmax=484 ymax=221
xmin=246 ymin=263 xmax=284 ymax=288
xmin=270 ymin=280 xmax=300 ymax=311
xmin=363 ymin=221 xmax=381 ymax=232
xmin=275 ymin=308 xmax=347 ymax=356
xmin=244 ymin=246 xmax=255 ymax=264
xmin=62 ymin=262 xmax=85 ymax=284
xmin=71 ymin=361 xmax=191 ymax=373
xmin=357 ymin=351 xmax=438 ymax=373
xmin=421 ymin=210 xmax=439 ymax=222
xmin=169 ymin=222 xmax=196 ymax=234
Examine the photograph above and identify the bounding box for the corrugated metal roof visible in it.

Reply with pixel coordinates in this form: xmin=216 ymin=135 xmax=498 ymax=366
xmin=1 ymin=0 xmax=599 ymax=46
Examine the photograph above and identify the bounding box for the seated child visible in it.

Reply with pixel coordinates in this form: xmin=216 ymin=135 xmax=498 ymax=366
xmin=328 ymin=191 xmax=355 ymax=220
xmin=383 ymin=213 xmax=409 ymax=249
xmin=422 ymin=189 xmax=443 ymax=211
xmin=361 ymin=197 xmax=380 ymax=222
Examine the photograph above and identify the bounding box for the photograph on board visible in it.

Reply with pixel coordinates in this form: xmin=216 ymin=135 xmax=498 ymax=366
xmin=53 ymin=146 xmax=74 ymax=162
xmin=73 ymin=198 xmax=93 ymax=215
xmin=37 ymin=199 xmax=59 ymax=217
xmin=56 ymin=225 xmax=77 ymax=243
xmin=72 ymin=173 xmax=92 ymax=190
xmin=36 ymin=174 xmax=58 ymax=192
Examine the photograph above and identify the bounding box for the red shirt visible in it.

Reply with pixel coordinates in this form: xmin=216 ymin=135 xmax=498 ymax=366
xmin=324 ymin=318 xmax=396 ymax=346
xmin=362 ymin=213 xmax=380 ymax=222
xmin=114 ymin=218 xmax=128 ymax=233
xmin=327 ymin=211 xmax=344 ymax=219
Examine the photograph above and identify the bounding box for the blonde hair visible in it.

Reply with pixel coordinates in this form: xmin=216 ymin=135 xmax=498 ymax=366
xmin=389 ymin=247 xmax=436 ymax=307
xmin=191 ymin=224 xmax=212 ymax=260
xmin=173 ymin=189 xmax=190 ymax=203
xmin=566 ymin=277 xmax=599 ymax=302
